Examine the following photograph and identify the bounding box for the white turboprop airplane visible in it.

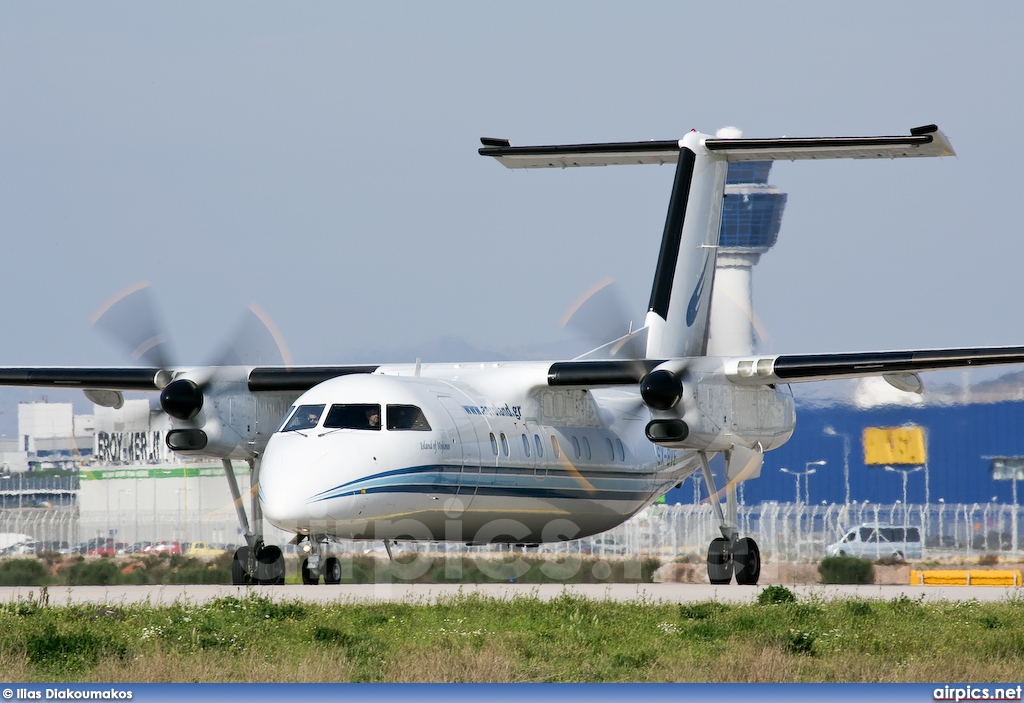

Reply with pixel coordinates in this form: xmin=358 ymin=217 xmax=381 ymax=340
xmin=4 ymin=124 xmax=1023 ymax=587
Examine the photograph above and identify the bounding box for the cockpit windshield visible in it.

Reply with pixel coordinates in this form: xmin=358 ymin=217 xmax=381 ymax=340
xmin=323 ymin=404 xmax=382 ymax=431
xmin=280 ymin=404 xmax=326 ymax=432
xmin=387 ymin=404 xmax=431 ymax=431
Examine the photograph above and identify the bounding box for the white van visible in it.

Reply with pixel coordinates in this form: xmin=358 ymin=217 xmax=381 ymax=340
xmin=825 ymin=523 xmax=922 ymax=560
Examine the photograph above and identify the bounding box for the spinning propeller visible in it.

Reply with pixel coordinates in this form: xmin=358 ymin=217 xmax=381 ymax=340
xmin=91 ymin=281 xmax=292 ymax=435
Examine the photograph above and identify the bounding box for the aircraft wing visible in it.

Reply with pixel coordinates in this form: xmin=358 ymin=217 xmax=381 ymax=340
xmin=725 ymin=347 xmax=1024 ymax=388
xmin=0 ymin=365 xmax=380 ymax=392
xmin=544 ymin=345 xmax=1024 ymax=391
xmin=479 ymin=125 xmax=954 ymax=168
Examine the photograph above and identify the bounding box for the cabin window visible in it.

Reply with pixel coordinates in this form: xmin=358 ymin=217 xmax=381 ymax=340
xmin=582 ymin=436 xmax=592 ymax=460
xmin=606 ymin=437 xmax=615 ymax=461
xmin=323 ymin=403 xmax=381 ymax=431
xmin=571 ymin=436 xmax=581 ymax=460
xmin=490 ymin=433 xmax=498 ymax=455
xmin=534 ymin=434 xmax=543 ymax=458
xmin=521 ymin=434 xmax=530 ymax=457
xmin=386 ymin=404 xmax=431 ymax=431
xmin=280 ymin=404 xmax=325 ymax=432
xmin=500 ymin=433 xmax=509 ymax=456
xmin=550 ymin=435 xmax=560 ymax=459
xmin=616 ymin=438 xmax=625 ymax=462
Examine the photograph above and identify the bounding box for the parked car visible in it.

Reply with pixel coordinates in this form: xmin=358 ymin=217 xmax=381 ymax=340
xmin=88 ymin=540 xmax=128 ymax=556
xmin=39 ymin=541 xmax=71 ymax=554
xmin=185 ymin=542 xmax=227 ymax=558
xmin=146 ymin=541 xmax=181 ymax=555
xmin=825 ymin=523 xmax=922 ymax=560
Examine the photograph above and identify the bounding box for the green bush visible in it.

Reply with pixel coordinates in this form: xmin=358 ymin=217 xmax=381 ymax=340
xmin=66 ymin=559 xmax=124 ymax=586
xmin=818 ymin=556 xmax=875 ymax=584
xmin=0 ymin=558 xmax=52 ymax=586
xmin=757 ymin=584 xmax=796 ymax=605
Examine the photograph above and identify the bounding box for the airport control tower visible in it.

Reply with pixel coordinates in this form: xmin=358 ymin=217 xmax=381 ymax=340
xmin=707 ymin=160 xmax=788 ymax=356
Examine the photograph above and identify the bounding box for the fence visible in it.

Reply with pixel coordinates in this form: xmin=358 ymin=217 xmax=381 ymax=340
xmin=2 ymin=500 xmax=1022 ymax=561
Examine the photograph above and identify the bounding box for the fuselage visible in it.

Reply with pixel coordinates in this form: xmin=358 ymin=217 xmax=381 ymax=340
xmin=257 ymin=361 xmax=796 ymax=544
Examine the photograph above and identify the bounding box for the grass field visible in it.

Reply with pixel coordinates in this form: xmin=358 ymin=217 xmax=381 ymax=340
xmin=1 ymin=587 xmax=1023 ymax=682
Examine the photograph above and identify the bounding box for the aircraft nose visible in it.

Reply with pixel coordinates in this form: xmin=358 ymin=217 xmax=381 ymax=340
xmin=258 ymin=439 xmax=318 ymax=528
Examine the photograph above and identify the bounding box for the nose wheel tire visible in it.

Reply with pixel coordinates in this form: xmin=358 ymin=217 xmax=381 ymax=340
xmin=734 ymin=537 xmax=761 ymax=585
xmin=707 ymin=537 xmax=734 ymax=585
xmin=301 ymin=557 xmax=320 ymax=585
xmin=324 ymin=556 xmax=342 ymax=584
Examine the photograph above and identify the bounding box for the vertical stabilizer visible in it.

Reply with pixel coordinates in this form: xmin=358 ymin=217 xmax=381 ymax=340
xmin=644 ymin=132 xmax=727 ymax=359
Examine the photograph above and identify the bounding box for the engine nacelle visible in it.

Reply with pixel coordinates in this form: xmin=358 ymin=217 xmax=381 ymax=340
xmin=644 ymin=363 xmax=795 ymax=453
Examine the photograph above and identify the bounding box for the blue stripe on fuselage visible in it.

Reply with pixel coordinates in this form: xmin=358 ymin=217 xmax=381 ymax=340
xmin=307 ymin=463 xmax=668 ymax=504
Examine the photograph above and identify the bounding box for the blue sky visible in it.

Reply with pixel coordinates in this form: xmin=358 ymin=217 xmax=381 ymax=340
xmin=1 ymin=2 xmax=1022 ymax=424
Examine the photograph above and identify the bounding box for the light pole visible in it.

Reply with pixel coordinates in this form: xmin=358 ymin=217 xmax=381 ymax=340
xmin=805 ymin=460 xmax=826 ymax=506
xmin=938 ymin=498 xmax=945 ymax=551
xmin=780 ymin=468 xmax=801 ymax=504
xmin=885 ymin=465 xmax=922 ymax=526
xmin=823 ymin=426 xmax=851 ymax=504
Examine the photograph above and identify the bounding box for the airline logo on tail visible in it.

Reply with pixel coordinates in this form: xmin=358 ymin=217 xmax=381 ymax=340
xmin=686 ymin=253 xmax=711 ymax=327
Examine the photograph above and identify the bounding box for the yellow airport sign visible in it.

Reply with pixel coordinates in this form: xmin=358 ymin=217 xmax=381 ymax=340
xmin=862 ymin=426 xmax=927 ymax=465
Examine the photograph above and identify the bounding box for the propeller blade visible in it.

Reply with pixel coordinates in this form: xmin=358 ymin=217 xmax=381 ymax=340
xmin=90 ymin=283 xmax=292 ymax=424
xmin=560 ymin=277 xmax=640 ymax=358
xmin=210 ymin=303 xmax=294 ymax=368
xmin=552 ymin=437 xmax=598 ymax=496
xmin=90 ymin=281 xmax=174 ymax=370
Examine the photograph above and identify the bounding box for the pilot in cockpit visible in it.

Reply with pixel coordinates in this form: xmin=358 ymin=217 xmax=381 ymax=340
xmin=367 ymin=409 xmax=380 ymax=429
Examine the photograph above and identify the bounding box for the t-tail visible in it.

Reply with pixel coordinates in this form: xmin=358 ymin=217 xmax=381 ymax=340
xmin=480 ymin=125 xmax=955 ymax=359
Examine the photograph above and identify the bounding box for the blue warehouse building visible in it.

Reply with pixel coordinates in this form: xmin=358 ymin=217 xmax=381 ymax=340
xmin=665 ymin=392 xmax=1024 ymax=507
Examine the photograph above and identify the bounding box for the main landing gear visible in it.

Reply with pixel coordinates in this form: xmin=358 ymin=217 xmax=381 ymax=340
xmin=222 ymin=457 xmax=286 ymax=586
xmin=231 ymin=543 xmax=286 ymax=585
xmin=699 ymin=451 xmax=762 ymax=586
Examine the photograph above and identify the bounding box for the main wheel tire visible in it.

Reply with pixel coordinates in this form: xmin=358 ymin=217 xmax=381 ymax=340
xmin=324 ymin=556 xmax=342 ymax=585
xmin=707 ymin=537 xmax=734 ymax=585
xmin=734 ymin=537 xmax=761 ymax=585
xmin=256 ymin=545 xmax=286 ymax=585
xmin=301 ymin=557 xmax=319 ymax=585
xmin=231 ymin=546 xmax=253 ymax=585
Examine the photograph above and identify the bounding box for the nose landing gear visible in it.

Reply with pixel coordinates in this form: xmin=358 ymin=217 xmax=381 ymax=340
xmin=298 ymin=537 xmax=343 ymax=585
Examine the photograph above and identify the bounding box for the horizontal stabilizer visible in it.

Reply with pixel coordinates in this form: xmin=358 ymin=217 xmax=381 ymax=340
xmin=725 ymin=346 xmax=1024 ymax=386
xmin=479 ymin=125 xmax=954 ymax=168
